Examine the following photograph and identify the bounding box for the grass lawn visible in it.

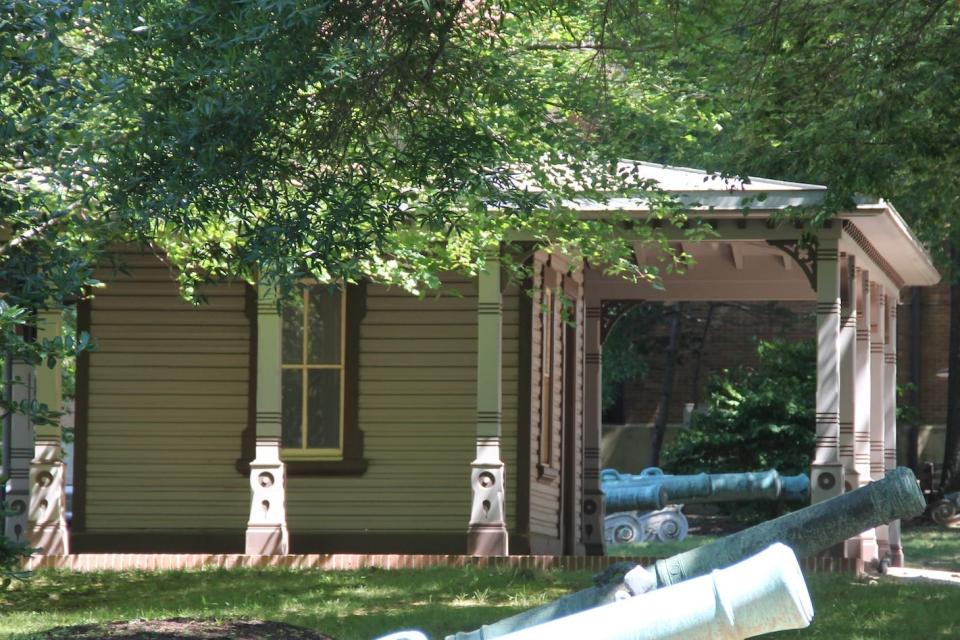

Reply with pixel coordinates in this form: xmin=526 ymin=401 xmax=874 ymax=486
xmin=1 ymin=525 xmax=958 ymax=639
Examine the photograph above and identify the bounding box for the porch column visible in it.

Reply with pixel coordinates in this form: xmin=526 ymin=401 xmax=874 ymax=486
xmin=467 ymin=252 xmax=509 ymax=555
xmin=811 ymin=236 xmax=843 ymax=505
xmin=853 ymin=268 xmax=878 ymax=564
xmin=581 ymin=300 xmax=604 ymax=556
xmin=29 ymin=309 xmax=70 ymax=555
xmin=4 ymin=358 xmax=34 ymax=545
xmin=839 ymin=257 xmax=857 ymax=557
xmin=245 ymin=284 xmax=289 ymax=555
xmin=870 ymin=282 xmax=889 ymax=559
xmin=884 ymin=296 xmax=903 ymax=567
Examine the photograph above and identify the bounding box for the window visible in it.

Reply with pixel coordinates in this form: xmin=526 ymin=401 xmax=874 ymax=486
xmin=235 ymin=282 xmax=367 ymax=476
xmin=537 ymin=263 xmax=562 ymax=481
xmin=281 ymin=284 xmax=345 ymax=459
xmin=539 ymin=285 xmax=556 ymax=469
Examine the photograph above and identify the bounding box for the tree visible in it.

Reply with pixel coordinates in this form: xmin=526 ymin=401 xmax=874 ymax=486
xmin=697 ymin=2 xmax=960 ymax=492
xmin=81 ymin=0 xmax=726 ymax=297
xmin=606 ymin=0 xmax=960 ymax=490
xmin=663 ymin=339 xmax=816 ymax=476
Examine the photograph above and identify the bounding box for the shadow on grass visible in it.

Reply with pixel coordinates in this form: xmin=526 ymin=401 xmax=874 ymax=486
xmin=0 ymin=567 xmax=593 ymax=640
xmin=901 ymin=524 xmax=960 ymax=571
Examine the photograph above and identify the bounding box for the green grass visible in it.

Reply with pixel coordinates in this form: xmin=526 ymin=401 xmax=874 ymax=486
xmin=1 ymin=526 xmax=958 ymax=639
xmin=901 ymin=525 xmax=960 ymax=570
xmin=0 ymin=566 xmax=593 ymax=639
xmin=607 ymin=534 xmax=718 ymax=558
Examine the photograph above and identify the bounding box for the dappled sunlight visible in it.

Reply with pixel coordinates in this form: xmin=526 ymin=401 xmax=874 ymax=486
xmin=6 ymin=562 xmax=960 ymax=639
xmin=0 ymin=567 xmax=593 ymax=639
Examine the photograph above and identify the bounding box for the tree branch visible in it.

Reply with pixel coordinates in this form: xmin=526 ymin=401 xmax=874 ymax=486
xmin=0 ymin=211 xmax=71 ymax=259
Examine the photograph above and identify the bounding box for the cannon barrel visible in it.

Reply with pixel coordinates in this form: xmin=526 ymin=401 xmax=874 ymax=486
xmin=449 ymin=467 xmax=925 ymax=640
xmin=780 ymin=473 xmax=811 ymax=503
xmin=650 ymin=466 xmax=923 ymax=587
xmin=603 ymin=483 xmax=669 ymax=512
xmin=494 ymin=543 xmax=812 ymax=640
xmin=601 ymin=467 xmax=809 ymax=511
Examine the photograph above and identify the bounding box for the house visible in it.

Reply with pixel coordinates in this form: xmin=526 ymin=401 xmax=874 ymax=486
xmin=7 ymin=163 xmax=939 ymax=565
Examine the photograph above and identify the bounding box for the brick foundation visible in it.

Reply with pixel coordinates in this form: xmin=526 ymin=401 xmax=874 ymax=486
xmin=24 ymin=553 xmax=863 ymax=575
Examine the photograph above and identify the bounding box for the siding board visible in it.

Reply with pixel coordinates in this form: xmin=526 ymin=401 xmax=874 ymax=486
xmin=85 ymin=258 xmax=525 ymax=542
xmin=84 ymin=256 xmax=250 ymax=531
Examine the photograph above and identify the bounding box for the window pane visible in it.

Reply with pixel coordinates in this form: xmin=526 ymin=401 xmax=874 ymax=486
xmin=307 ymin=285 xmax=342 ymax=364
xmin=281 ymin=369 xmax=303 ymax=448
xmin=281 ymin=293 xmax=305 ymax=365
xmin=306 ymin=369 xmax=341 ymax=449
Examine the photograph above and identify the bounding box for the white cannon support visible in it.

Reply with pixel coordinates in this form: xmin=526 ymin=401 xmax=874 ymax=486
xmin=605 ymin=505 xmax=689 ymax=544
xmin=381 ymin=543 xmax=812 ymax=640
xmin=493 ymin=543 xmax=812 ymax=640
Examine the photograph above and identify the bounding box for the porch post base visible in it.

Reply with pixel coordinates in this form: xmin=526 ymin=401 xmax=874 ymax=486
xmin=581 ymin=489 xmax=606 ymax=556
xmin=467 ymin=524 xmax=509 ymax=556
xmin=3 ymin=485 xmax=30 ymax=544
xmin=875 ymin=524 xmax=891 ymax=561
xmin=245 ymin=524 xmax=289 ymax=555
xmin=244 ymin=457 xmax=289 ymax=555
xmin=467 ymin=459 xmax=508 ymax=556
xmin=810 ymin=464 xmax=845 ymax=503
xmin=28 ymin=458 xmax=70 ymax=555
xmin=857 ymin=536 xmax=880 ymax=567
xmin=888 ymin=519 xmax=904 ymax=567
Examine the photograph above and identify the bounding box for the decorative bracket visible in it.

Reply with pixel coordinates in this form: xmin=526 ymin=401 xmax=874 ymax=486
xmin=766 ymin=239 xmax=818 ymax=290
xmin=600 ymin=300 xmax=644 ymax=343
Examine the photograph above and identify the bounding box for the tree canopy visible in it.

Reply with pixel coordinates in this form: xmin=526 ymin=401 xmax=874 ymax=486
xmin=4 ymin=0 xmax=960 ymax=485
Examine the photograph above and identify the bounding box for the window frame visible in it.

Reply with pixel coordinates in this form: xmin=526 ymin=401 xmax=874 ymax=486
xmin=280 ymin=284 xmax=347 ymax=461
xmin=536 ymin=262 xmax=562 ymax=483
xmin=236 ymin=281 xmax=368 ymax=477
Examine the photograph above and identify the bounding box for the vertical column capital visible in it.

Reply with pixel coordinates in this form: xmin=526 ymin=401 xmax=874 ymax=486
xmin=468 ymin=254 xmax=508 ymax=556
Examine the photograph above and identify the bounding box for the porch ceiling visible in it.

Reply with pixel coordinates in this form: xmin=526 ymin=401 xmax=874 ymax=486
xmin=567 ymin=162 xmax=940 ymax=300
xmin=588 ymin=239 xmax=815 ymax=302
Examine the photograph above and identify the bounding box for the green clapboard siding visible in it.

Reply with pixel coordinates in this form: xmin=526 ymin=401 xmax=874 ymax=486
xmin=287 ymin=281 xmax=521 ymax=535
xmin=85 ymin=256 xmax=523 ymax=540
xmin=84 ymin=254 xmax=250 ymax=531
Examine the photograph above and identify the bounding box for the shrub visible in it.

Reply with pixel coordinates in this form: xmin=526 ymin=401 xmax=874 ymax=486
xmin=662 ymin=339 xmax=816 ymax=476
xmin=0 ymin=504 xmax=33 ymax=587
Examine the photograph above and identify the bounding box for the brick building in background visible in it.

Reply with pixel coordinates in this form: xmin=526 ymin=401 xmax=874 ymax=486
xmin=603 ymin=282 xmax=949 ymax=475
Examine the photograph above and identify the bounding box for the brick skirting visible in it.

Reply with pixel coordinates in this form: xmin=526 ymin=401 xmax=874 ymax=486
xmin=23 ymin=553 xmax=864 ymax=574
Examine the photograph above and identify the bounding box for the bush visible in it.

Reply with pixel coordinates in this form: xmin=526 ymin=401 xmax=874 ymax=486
xmin=662 ymin=339 xmax=816 ymax=476
xmin=0 ymin=504 xmax=34 ymax=587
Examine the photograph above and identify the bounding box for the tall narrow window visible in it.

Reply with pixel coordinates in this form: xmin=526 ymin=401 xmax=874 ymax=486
xmin=539 ymin=285 xmax=555 ymax=468
xmin=281 ymin=284 xmax=345 ymax=459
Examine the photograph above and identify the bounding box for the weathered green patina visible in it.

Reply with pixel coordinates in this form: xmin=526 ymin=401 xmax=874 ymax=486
xmin=601 ymin=467 xmax=809 ymax=511
xmin=602 ymin=482 xmax=670 ymax=512
xmin=449 ymin=467 xmax=925 ymax=640
xmin=650 ymin=466 xmax=922 ymax=586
